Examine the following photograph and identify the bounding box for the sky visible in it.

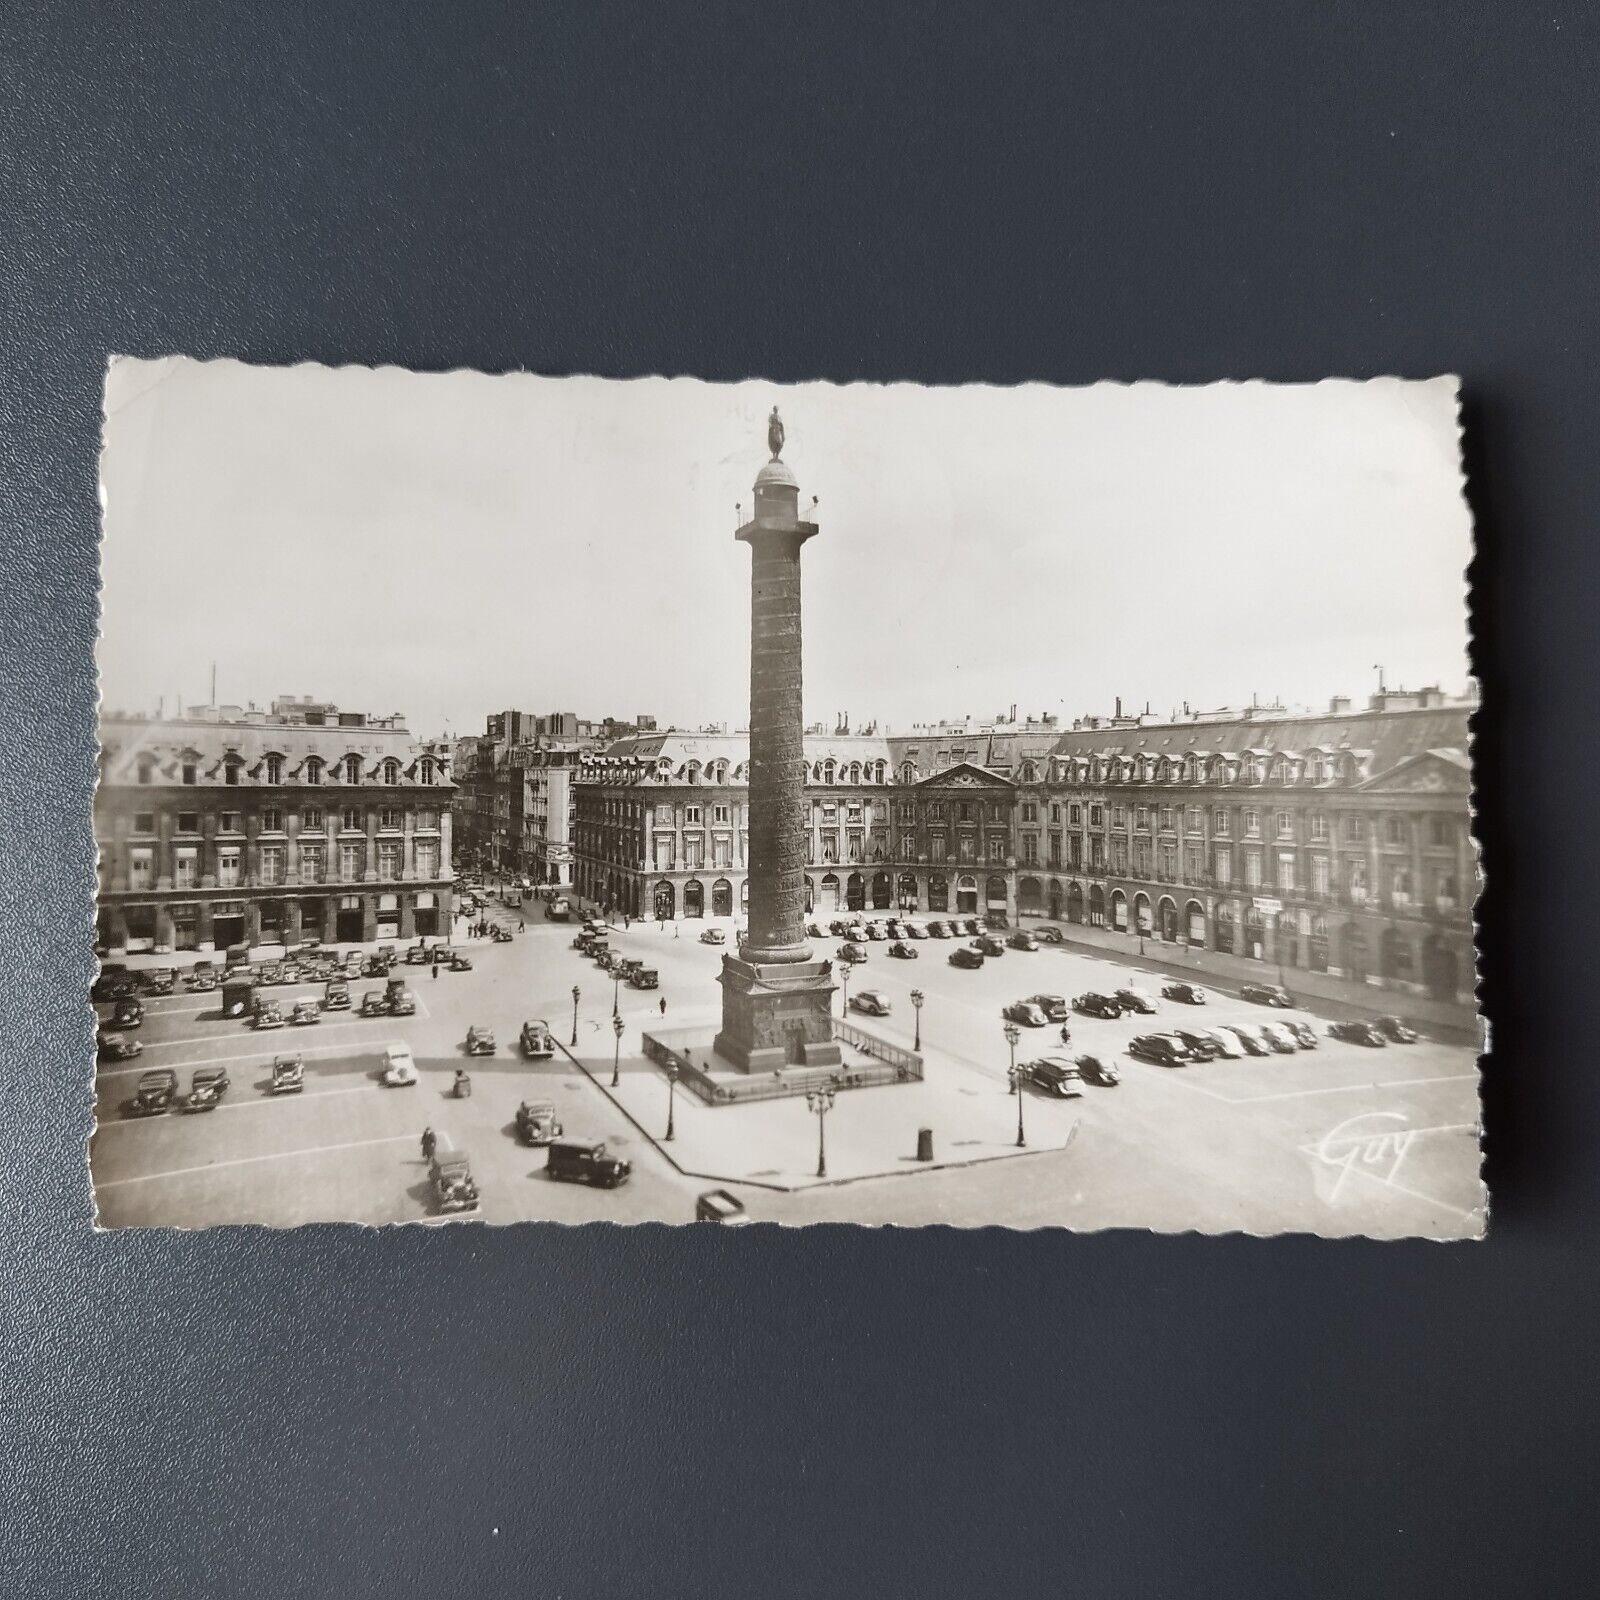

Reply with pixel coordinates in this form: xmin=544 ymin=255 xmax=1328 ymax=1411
xmin=98 ymin=360 xmax=1473 ymax=738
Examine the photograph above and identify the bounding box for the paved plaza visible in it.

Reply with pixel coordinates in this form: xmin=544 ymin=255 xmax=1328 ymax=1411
xmin=90 ymin=894 xmax=1483 ymax=1234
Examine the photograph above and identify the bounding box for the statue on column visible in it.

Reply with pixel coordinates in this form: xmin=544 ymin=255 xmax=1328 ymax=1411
xmin=767 ymin=405 xmax=784 ymax=460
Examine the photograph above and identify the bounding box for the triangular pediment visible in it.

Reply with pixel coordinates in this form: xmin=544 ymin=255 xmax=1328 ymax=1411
xmin=914 ymin=761 xmax=1017 ymax=790
xmin=1357 ymin=748 xmax=1471 ymax=795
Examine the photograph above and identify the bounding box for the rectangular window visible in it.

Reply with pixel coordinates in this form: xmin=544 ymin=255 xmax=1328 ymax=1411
xmin=128 ymin=848 xmax=154 ymax=890
xmin=1070 ymin=835 xmax=1082 ymax=868
xmin=300 ymin=844 xmax=324 ymax=884
xmin=377 ymin=841 xmax=402 ymax=879
xmin=1312 ymin=855 xmax=1330 ymax=895
xmin=181 ymin=762 xmax=197 ymax=785
xmin=1135 ymin=805 xmax=1149 ymax=829
xmin=714 ymin=836 xmax=731 ymax=868
xmin=1158 ymin=807 xmax=1174 ymax=831
xmin=1213 ymin=808 xmax=1230 ymax=836
xmin=1048 ymin=833 xmax=1062 ymax=867
xmin=342 ymin=807 xmax=362 ymax=831
xmin=177 ymin=811 xmax=199 ymax=833
xmin=714 ymin=804 xmax=730 ymax=825
xmin=1184 ymin=845 xmax=1204 ymax=882
xmin=1430 ymin=818 xmax=1452 ymax=847
xmin=1021 ymin=835 xmax=1038 ymax=865
xmin=1213 ymin=846 xmax=1232 ymax=886
xmin=1089 ymin=805 xmax=1103 ymax=828
xmin=303 ymin=806 xmax=323 ymax=830
xmin=1132 ymin=841 xmax=1151 ymax=877
xmin=414 ymin=840 xmax=440 ymax=879
xmin=846 ymin=803 xmax=863 ymax=824
xmin=928 ymin=830 xmax=945 ymax=859
xmin=1345 ymin=816 xmax=1364 ymax=843
xmin=1276 ymin=810 xmax=1292 ymax=838
xmin=1110 ymin=838 xmax=1128 ymax=873
xmin=133 ymin=811 xmax=155 ymax=834
xmin=1386 ymin=816 xmax=1406 ymax=845
xmin=260 ymin=844 xmax=286 ymax=886
xmin=684 ymin=805 xmax=702 ymax=825
xmin=376 ymin=807 xmax=400 ymax=830
xmin=1089 ymin=837 xmax=1104 ymax=869
xmin=1068 ymin=804 xmax=1081 ymax=826
xmin=1186 ymin=807 xmax=1203 ymax=833
xmin=1158 ymin=844 xmax=1177 ymax=881
xmin=261 ymin=808 xmax=283 ymax=832
xmin=1021 ymin=802 xmax=1038 ymax=823
xmin=1244 ymin=850 xmax=1263 ymax=888
xmin=1309 ymin=814 xmax=1328 ymax=841
xmin=958 ymin=836 xmax=976 ymax=864
xmin=220 ymin=812 xmax=240 ymax=834
xmin=822 ymin=803 xmax=837 ymax=821
xmin=1276 ymin=851 xmax=1295 ymax=891
xmin=1050 ymin=804 xmax=1060 ymax=824
xmin=338 ymin=842 xmax=363 ymax=881
xmin=683 ymin=838 xmax=704 ymax=870
xmin=654 ymin=838 xmax=673 ymax=872
xmin=1244 ymin=810 xmax=1260 ymax=838
xmin=217 ymin=847 xmax=241 ymax=888
xmin=174 ymin=848 xmax=198 ymax=888
xmin=1111 ymin=805 xmax=1125 ymax=828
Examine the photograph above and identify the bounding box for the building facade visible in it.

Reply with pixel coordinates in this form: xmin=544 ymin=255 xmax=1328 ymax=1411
xmin=96 ymin=701 xmax=454 ymax=954
xmin=572 ymin=694 xmax=1477 ymax=1007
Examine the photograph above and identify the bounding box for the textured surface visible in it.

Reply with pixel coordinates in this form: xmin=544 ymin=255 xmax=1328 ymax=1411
xmin=4 ymin=3 xmax=1600 ymax=1597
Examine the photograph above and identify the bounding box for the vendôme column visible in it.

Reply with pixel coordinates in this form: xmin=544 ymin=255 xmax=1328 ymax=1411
xmin=713 ymin=408 xmax=842 ymax=1073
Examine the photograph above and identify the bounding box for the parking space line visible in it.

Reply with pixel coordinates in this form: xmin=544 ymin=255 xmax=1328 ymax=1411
xmin=131 ymin=1019 xmax=380 ymax=1052
xmin=95 ymin=1038 xmax=399 ymax=1081
xmin=95 ymin=1132 xmax=418 ymax=1188
xmin=98 ymin=1081 xmax=387 ymax=1124
xmin=1226 ymin=1073 xmax=1479 ymax=1105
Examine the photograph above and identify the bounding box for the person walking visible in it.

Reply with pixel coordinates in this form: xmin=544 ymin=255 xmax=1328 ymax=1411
xmin=519 ymin=914 xmax=525 ymax=930
xmin=421 ymin=1127 xmax=437 ymax=1163
xmin=432 ymin=959 xmax=439 ymax=980
xmin=658 ymin=996 xmax=667 ymax=1016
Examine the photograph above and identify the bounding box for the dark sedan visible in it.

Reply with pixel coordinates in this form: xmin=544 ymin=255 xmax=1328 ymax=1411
xmin=1374 ymin=1015 xmax=1420 ymax=1043
xmin=949 ymin=947 xmax=984 ymax=969
xmin=1240 ymin=982 xmax=1294 ymax=1007
xmin=973 ymin=936 xmax=1005 ymax=957
xmin=1174 ymin=1029 xmax=1224 ymax=1061
xmin=1074 ymin=992 xmax=1123 ymax=1019
xmin=1127 ymin=1032 xmax=1197 ymax=1067
xmin=1023 ymin=1057 xmax=1083 ymax=1098
xmin=1330 ymin=1020 xmax=1388 ymax=1047
xmin=1161 ymin=981 xmax=1207 ymax=1004
xmin=888 ymin=941 xmax=919 ymax=959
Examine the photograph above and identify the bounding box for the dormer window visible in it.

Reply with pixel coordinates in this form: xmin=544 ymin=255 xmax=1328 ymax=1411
xmin=264 ymin=754 xmax=284 ymax=785
xmin=305 ymin=756 xmax=324 ymax=786
xmin=822 ymin=760 xmax=836 ymax=785
xmin=419 ymin=758 xmax=435 ymax=785
xmin=224 ymin=756 xmax=243 ymax=786
xmin=381 ymin=758 xmax=400 ymax=785
xmin=344 ymin=755 xmax=362 ymax=785
xmin=136 ymin=757 xmax=157 ymax=784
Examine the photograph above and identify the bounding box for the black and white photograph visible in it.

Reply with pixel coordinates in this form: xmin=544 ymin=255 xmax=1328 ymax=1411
xmin=92 ymin=359 xmax=1481 ymax=1235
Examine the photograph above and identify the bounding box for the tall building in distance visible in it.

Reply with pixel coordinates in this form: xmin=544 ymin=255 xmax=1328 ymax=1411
xmin=95 ymin=696 xmax=454 ymax=954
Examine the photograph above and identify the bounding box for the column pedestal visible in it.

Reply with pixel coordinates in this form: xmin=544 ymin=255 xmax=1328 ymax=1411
xmin=713 ymin=954 xmax=841 ymax=1074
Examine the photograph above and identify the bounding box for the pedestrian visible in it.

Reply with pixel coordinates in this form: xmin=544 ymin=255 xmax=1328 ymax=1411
xmin=519 ymin=914 xmax=525 ymax=929
xmin=1059 ymin=1023 xmax=1071 ymax=1046
xmin=432 ymin=961 xmax=439 ymax=980
xmin=624 ymin=913 xmax=630 ymax=930
xmin=673 ymin=923 xmax=679 ymax=939
xmin=421 ymin=1127 xmax=436 ymax=1162
xmin=659 ymin=996 xmax=667 ymax=1016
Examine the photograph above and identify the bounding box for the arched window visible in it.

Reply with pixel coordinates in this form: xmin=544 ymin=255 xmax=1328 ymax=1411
xmin=419 ymin=758 xmax=435 ymax=785
xmin=224 ymin=755 xmax=243 ymax=786
xmin=822 ymin=760 xmax=836 ymax=785
xmin=343 ymin=755 xmax=362 ymax=785
xmin=899 ymin=761 xmax=916 ymax=784
xmin=264 ymin=754 xmax=284 ymax=785
xmin=381 ymin=758 xmax=400 ymax=785
xmin=874 ymin=761 xmax=886 ymax=784
xmin=847 ymin=762 xmax=861 ymax=785
xmin=136 ymin=756 xmax=157 ymax=784
xmin=305 ymin=756 xmax=323 ymax=786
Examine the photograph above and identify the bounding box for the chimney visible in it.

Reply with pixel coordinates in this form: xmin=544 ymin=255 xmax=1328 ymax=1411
xmin=1114 ymin=696 xmax=1122 ymax=718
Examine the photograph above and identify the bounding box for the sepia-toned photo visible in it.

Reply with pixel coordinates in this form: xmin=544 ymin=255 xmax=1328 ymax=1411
xmin=91 ymin=361 xmax=1482 ymax=1235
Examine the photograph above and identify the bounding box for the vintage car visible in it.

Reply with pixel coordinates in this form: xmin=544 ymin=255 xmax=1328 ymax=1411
xmin=862 ymin=924 xmax=889 ymax=941
xmin=1002 ymin=1000 xmax=1049 ymax=1028
xmin=388 ymin=986 xmax=417 ymax=1018
xmin=1034 ymin=926 xmax=1065 ymax=945
xmin=404 ymin=944 xmax=431 ymax=966
xmin=836 ymin=942 xmax=868 ymax=964
xmin=1174 ymin=1028 xmax=1224 ymax=1061
xmin=695 ymin=1189 xmax=751 ymax=1225
xmin=360 ymin=990 xmax=388 ymax=1018
xmin=546 ymin=1138 xmax=632 ymax=1188
xmin=1022 ymin=1056 xmax=1083 ymax=1098
xmin=925 ymin=921 xmax=951 ymax=939
xmin=184 ymin=1066 xmax=230 ymax=1112
xmin=323 ymin=980 xmax=351 ymax=1011
xmin=126 ymin=1068 xmax=178 ymax=1117
xmin=973 ymin=936 xmax=1006 ymax=957
xmin=1374 ymin=1015 xmax=1420 ymax=1043
xmin=1201 ymin=1026 xmax=1247 ymax=1059
xmin=1329 ymin=1020 xmax=1388 ymax=1047
xmin=948 ymin=946 xmax=984 ymax=969
xmin=1161 ymin=981 xmax=1207 ymax=1005
xmin=515 ymin=1100 xmax=564 ymax=1146
xmin=849 ymin=989 xmax=892 ymax=1018
xmin=806 ymin=921 xmax=825 ymax=938
xmin=699 ymin=927 xmax=727 ymax=946
xmin=97 ymin=1029 xmax=144 ymax=1062
xmin=188 ymin=971 xmax=218 ymax=993
xmin=573 ymin=932 xmax=596 ymax=952
xmin=596 ymin=950 xmax=622 ymax=973
xmin=1240 ymin=982 xmax=1294 ymax=1008
xmin=1026 ymin=994 xmax=1071 ymax=1023
xmin=270 ymin=1054 xmax=305 ymax=1094
xmin=186 ymin=959 xmax=216 ymax=987
xmin=109 ymin=996 xmax=145 ymax=1030
xmin=1006 ymin=931 xmax=1039 ymax=951
xmin=465 ymin=1024 xmax=497 ymax=1056
xmin=290 ymin=999 xmax=321 ymax=1026
xmin=1222 ymin=1023 xmax=1272 ymax=1057
xmin=490 ymin=926 xmax=513 ymax=943
xmin=961 ymin=919 xmax=985 ymax=937
xmin=431 ymin=1150 xmax=481 ymax=1214
xmin=92 ymin=967 xmax=135 ymax=1003
xmin=382 ymin=1044 xmax=419 ymax=1086
xmin=628 ymin=966 xmax=660 ymax=990
xmin=1073 ymin=992 xmax=1123 ymax=1019
xmin=362 ymin=954 xmax=391 ymax=978
xmin=1074 ymin=1053 xmax=1121 ymax=1087
xmin=254 ymin=1000 xmax=286 ymax=1030
xmin=1128 ymin=1032 xmax=1198 ymax=1067
xmin=447 ymin=952 xmax=472 ymax=972
xmin=256 ymin=962 xmax=286 ymax=986
xmin=1260 ymin=1021 xmax=1302 ymax=1054
xmin=619 ymin=958 xmax=644 ymax=981
xmin=904 ymin=923 xmax=928 ymax=940
xmin=1114 ymin=987 xmax=1158 ymax=1015
xmin=519 ymin=1019 xmax=556 ymax=1059
xmin=887 ymin=940 xmax=918 ymax=959
xmin=138 ymin=968 xmax=177 ymax=996
xmin=220 ymin=979 xmax=258 ymax=1020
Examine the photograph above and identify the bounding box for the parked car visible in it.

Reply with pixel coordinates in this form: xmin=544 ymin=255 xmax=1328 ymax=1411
xmin=1074 ymin=992 xmax=1123 ymax=1019
xmin=382 ymin=1043 xmax=419 ymax=1085
xmin=110 ymin=996 xmax=145 ymax=1030
xmin=546 ymin=1138 xmax=632 ymax=1188
xmin=360 ymin=990 xmax=388 ymax=1018
xmin=888 ymin=940 xmax=919 ymax=959
xmin=1074 ymin=1053 xmax=1121 ymax=1086
xmin=1006 ymin=931 xmax=1039 ymax=951
xmin=629 ymin=967 xmax=660 ymax=989
xmin=185 ymin=1066 xmax=230 ymax=1112
xmin=126 ymin=1068 xmax=179 ymax=1117
xmin=863 ymin=924 xmax=889 ymax=942
xmin=1241 ymin=982 xmax=1294 ymax=1008
xmin=1329 ymin=1020 xmax=1388 ymax=1047
xmin=699 ymin=928 xmax=726 ymax=945
xmin=905 ymin=923 xmax=928 ymax=940
xmin=1260 ymin=1021 xmax=1301 ymax=1054
xmin=490 ymin=926 xmax=513 ymax=943
xmin=362 ymin=954 xmax=391 ymax=978
xmin=828 ymin=919 xmax=850 ymax=937
xmin=837 ymin=942 xmax=868 ymax=964
xmin=973 ymin=936 xmax=1005 ymax=957
xmin=1222 ymin=1023 xmax=1271 ymax=1057
xmin=962 ymin=919 xmax=984 ymax=936
xmin=1374 ymin=1014 xmax=1420 ymax=1043
xmin=515 ymin=1100 xmax=563 ymax=1146
xmin=270 ymin=1054 xmax=305 ymax=1094
xmin=949 ymin=946 xmax=985 ymax=969
xmin=1114 ymin=987 xmax=1157 ymax=1015
xmin=849 ymin=989 xmax=892 ymax=1018
xmin=806 ymin=921 xmax=824 ymax=938
xmin=1023 ymin=1056 xmax=1083 ymax=1098
xmin=1174 ymin=1028 xmax=1223 ymax=1061
xmin=430 ymin=1149 xmax=481 ymax=1214
xmin=1201 ymin=1026 xmax=1247 ymax=1059
xmin=695 ymin=1189 xmax=751 ymax=1225
xmin=291 ymin=999 xmax=321 ymax=1026
xmin=186 ymin=961 xmax=216 ymax=991
xmin=466 ymin=1025 xmax=497 ymax=1056
xmin=1128 ymin=1032 xmax=1197 ymax=1067
xmin=97 ymin=1030 xmax=143 ymax=1062
xmin=519 ymin=1019 xmax=555 ymax=1059
xmin=323 ymin=980 xmax=351 ymax=1011
xmin=1161 ymin=981 xmax=1207 ymax=1004
xmin=138 ymin=968 xmax=177 ymax=997
xmin=926 ymin=921 xmax=951 ymax=938
xmin=257 ymin=962 xmax=286 ymax=986
xmin=389 ymin=987 xmax=418 ymax=1018
xmin=1034 ymin=926 xmax=1065 ymax=945
xmin=404 ymin=945 xmax=431 ymax=966
xmin=619 ymin=958 xmax=644 ymax=981
xmin=448 ymin=952 xmax=473 ymax=972
xmin=1025 ymin=994 xmax=1071 ymax=1023
xmin=254 ymin=1000 xmax=286 ymax=1030
xmin=1003 ymin=1000 xmax=1049 ymax=1027
xmin=845 ymin=923 xmax=870 ymax=942
xmin=1285 ymin=1020 xmax=1319 ymax=1049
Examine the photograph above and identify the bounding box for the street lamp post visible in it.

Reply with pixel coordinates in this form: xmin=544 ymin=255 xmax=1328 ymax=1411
xmin=839 ymin=962 xmax=851 ymax=1017
xmin=611 ymin=1013 xmax=624 ymax=1087
xmin=665 ymin=1060 xmax=678 ymax=1141
xmin=910 ymin=988 xmax=924 ymax=1051
xmin=612 ymin=969 xmax=621 ymax=1019
xmin=571 ymin=984 xmax=581 ymax=1046
xmin=1004 ymin=1020 xmax=1025 ymax=1147
xmin=805 ymin=1084 xmax=836 ymax=1178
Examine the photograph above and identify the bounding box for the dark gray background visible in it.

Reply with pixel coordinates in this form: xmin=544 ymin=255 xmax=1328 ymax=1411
xmin=2 ymin=4 xmax=1593 ymax=1595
